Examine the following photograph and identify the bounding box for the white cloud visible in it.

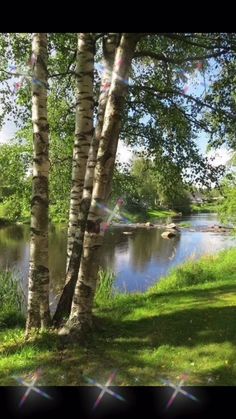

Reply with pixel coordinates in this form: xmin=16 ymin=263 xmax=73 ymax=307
xmin=0 ymin=120 xmax=17 ymax=143
xmin=116 ymin=140 xmax=133 ymax=163
xmin=207 ymin=148 xmax=233 ymax=166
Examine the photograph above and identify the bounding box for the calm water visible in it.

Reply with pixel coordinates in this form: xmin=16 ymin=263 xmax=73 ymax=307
xmin=0 ymin=214 xmax=235 ymax=298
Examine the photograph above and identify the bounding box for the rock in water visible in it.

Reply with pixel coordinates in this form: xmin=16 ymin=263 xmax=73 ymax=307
xmin=166 ymin=223 xmax=178 ymax=230
xmin=161 ymin=230 xmax=177 ymax=239
xmin=146 ymin=222 xmax=154 ymax=227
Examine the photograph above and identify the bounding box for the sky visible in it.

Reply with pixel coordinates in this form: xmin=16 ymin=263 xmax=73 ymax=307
xmin=0 ymin=119 xmax=17 ymax=143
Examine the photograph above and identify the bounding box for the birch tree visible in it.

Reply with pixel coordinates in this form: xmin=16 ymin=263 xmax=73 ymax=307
xmin=53 ymin=33 xmax=119 ymax=326
xmin=60 ymin=33 xmax=140 ymax=336
xmin=26 ymin=33 xmax=51 ymax=335
xmin=66 ymin=33 xmax=95 ymax=267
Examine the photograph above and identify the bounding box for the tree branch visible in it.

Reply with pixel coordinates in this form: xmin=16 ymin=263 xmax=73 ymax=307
xmin=132 ymin=84 xmax=236 ymax=120
xmin=134 ymin=49 xmax=234 ymax=64
xmin=158 ymin=33 xmax=236 ymax=52
xmin=48 ymin=70 xmax=75 ymax=78
xmin=48 ymin=49 xmax=77 ymax=79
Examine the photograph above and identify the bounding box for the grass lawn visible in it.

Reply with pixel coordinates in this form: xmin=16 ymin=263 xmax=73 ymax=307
xmin=1 ymin=248 xmax=236 ymax=386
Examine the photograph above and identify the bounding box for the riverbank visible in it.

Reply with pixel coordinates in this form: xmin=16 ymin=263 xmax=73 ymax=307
xmin=147 ymin=209 xmax=179 ymax=219
xmin=0 ymin=218 xmax=12 ymax=227
xmin=191 ymin=203 xmax=219 ymax=213
xmin=1 ymin=247 xmax=236 ymax=385
xmin=0 ymin=207 xmax=179 ymax=227
xmin=0 ymin=204 xmax=220 ymax=228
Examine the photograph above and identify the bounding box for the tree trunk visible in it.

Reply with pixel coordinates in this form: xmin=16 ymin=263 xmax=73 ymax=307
xmin=26 ymin=33 xmax=51 ymax=336
xmin=66 ymin=33 xmax=95 ymax=269
xmin=53 ymin=34 xmax=119 ymax=326
xmin=60 ymin=33 xmax=140 ymax=336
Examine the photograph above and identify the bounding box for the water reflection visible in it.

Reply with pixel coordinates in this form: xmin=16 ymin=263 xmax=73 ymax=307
xmin=0 ymin=214 xmax=236 ymax=296
xmin=129 ymin=229 xmax=181 ymax=271
xmin=0 ymin=225 xmax=28 ymax=270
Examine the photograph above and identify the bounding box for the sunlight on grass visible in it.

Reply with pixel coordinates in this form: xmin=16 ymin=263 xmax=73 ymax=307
xmin=147 ymin=209 xmax=177 ymax=219
xmin=1 ymin=248 xmax=236 ymax=385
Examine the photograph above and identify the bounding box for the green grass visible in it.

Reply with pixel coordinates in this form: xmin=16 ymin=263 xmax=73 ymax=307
xmin=191 ymin=203 xmax=219 ymax=213
xmin=147 ymin=208 xmax=178 ymax=219
xmin=95 ymin=268 xmax=116 ymax=305
xmin=0 ymin=270 xmax=25 ymax=329
xmin=1 ymin=248 xmax=236 ymax=386
xmin=121 ymin=210 xmax=141 ymax=223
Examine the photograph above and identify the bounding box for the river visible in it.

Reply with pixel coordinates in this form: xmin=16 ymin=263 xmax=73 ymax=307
xmin=0 ymin=213 xmax=235 ymax=300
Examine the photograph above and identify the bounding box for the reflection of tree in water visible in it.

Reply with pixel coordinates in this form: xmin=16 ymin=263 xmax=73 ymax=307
xmin=0 ymin=224 xmax=26 ymax=243
xmin=154 ymin=233 xmax=180 ymax=262
xmin=0 ymin=225 xmax=28 ymax=269
xmin=130 ymin=229 xmax=157 ymax=271
xmin=99 ymin=229 xmax=128 ymax=272
xmin=97 ymin=228 xmax=182 ymax=275
xmin=48 ymin=226 xmax=127 ymax=297
xmin=130 ymin=229 xmax=180 ymax=271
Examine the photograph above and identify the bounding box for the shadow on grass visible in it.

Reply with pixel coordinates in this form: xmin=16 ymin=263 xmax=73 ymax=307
xmin=0 ymin=312 xmax=25 ymax=330
xmin=3 ymin=283 xmax=236 ymax=355
xmin=194 ymin=361 xmax=236 ymax=386
xmin=95 ymin=305 xmax=236 ymax=349
xmin=1 ymin=282 xmax=236 ymax=386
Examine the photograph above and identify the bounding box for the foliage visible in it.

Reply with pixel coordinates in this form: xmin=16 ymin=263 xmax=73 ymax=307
xmin=1 ymin=33 xmax=235 ymax=195
xmin=202 ymin=59 xmax=236 ymax=150
xmin=111 ymin=162 xmax=146 ymax=215
xmin=121 ymin=33 xmax=235 ymax=186
xmin=112 ymin=157 xmax=192 ymax=215
xmin=1 ymin=33 xmax=235 ymax=226
xmin=218 ymin=173 xmax=236 ymax=225
xmin=0 ymin=142 xmax=31 ymax=221
xmin=1 ymin=33 xmax=235 ymax=224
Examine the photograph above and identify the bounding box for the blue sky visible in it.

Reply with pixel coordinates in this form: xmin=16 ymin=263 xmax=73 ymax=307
xmin=195 ymin=132 xmax=208 ymax=154
xmin=0 ymin=119 xmax=17 ymax=143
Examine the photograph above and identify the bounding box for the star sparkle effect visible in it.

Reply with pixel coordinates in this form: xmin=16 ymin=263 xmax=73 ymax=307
xmin=96 ymin=197 xmax=127 ymax=232
xmin=174 ymin=62 xmax=206 ymax=94
xmin=13 ymin=369 xmax=52 ymax=407
xmin=8 ymin=54 xmax=49 ymax=94
xmin=84 ymin=370 xmax=126 ymax=410
xmin=161 ymin=374 xmax=199 ymax=409
xmin=97 ymin=61 xmax=130 ymax=90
